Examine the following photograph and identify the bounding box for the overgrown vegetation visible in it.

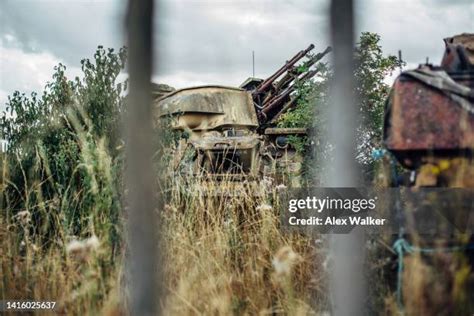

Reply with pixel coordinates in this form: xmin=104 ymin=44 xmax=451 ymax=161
xmin=0 ymin=44 xmax=326 ymax=314
xmin=1 ymin=47 xmax=126 ymax=245
xmin=1 ymin=46 xmax=127 ymax=312
xmin=1 ymin=33 xmax=469 ymax=315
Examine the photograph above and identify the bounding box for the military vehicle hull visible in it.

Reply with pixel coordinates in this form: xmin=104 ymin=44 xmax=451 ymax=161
xmin=155 ymin=86 xmax=307 ymax=190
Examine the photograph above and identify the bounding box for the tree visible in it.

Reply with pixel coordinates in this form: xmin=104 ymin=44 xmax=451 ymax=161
xmin=277 ymin=32 xmax=402 ymax=182
xmin=0 ymin=46 xmax=127 ymax=248
xmin=354 ymin=32 xmax=402 ymax=166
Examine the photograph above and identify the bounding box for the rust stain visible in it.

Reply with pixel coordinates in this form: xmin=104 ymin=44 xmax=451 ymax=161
xmin=385 ymin=75 xmax=474 ymax=151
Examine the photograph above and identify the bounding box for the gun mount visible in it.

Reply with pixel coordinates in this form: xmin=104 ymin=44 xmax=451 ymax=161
xmin=243 ymin=45 xmax=332 ymax=125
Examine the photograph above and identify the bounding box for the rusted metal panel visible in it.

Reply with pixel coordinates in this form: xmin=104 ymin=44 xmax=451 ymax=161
xmin=190 ymin=135 xmax=260 ymax=150
xmin=264 ymin=127 xmax=307 ymax=135
xmin=445 ymin=33 xmax=474 ymax=64
xmin=384 ymin=72 xmax=474 ymax=152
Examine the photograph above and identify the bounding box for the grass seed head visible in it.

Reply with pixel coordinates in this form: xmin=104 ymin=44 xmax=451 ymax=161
xmin=272 ymin=246 xmax=301 ymax=277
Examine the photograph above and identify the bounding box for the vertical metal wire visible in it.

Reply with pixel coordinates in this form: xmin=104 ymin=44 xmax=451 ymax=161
xmin=253 ymin=50 xmax=255 ymax=77
xmin=125 ymin=0 xmax=161 ymax=315
xmin=324 ymin=0 xmax=366 ymax=314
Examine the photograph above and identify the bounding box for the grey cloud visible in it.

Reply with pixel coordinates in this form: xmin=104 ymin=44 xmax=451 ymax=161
xmin=423 ymin=0 xmax=474 ymax=6
xmin=155 ymin=0 xmax=331 ymax=82
xmin=155 ymin=0 xmax=473 ymax=87
xmin=0 ymin=0 xmax=126 ymax=66
xmin=0 ymin=0 xmax=472 ymax=95
xmin=357 ymin=0 xmax=473 ymax=67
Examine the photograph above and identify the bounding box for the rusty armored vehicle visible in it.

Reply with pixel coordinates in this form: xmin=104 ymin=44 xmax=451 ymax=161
xmin=154 ymin=45 xmax=331 ymax=189
xmin=381 ymin=34 xmax=474 ymax=313
xmin=384 ymin=33 xmax=474 ymax=187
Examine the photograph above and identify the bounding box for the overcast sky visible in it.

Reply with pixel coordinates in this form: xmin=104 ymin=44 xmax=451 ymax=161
xmin=0 ymin=0 xmax=473 ymax=110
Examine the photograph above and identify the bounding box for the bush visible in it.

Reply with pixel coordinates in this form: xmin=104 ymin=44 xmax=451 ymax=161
xmin=0 ymin=46 xmax=127 ymax=249
xmin=277 ymin=32 xmax=402 ymax=182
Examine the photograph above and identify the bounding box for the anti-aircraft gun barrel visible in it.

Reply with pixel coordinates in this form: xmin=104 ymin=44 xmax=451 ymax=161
xmin=306 ymin=46 xmax=332 ymax=68
xmin=260 ymin=69 xmax=319 ymax=122
xmin=246 ymin=44 xmax=331 ymax=124
xmin=274 ymin=46 xmax=332 ymax=92
xmin=275 ymin=69 xmax=298 ymax=92
xmin=253 ymin=44 xmax=315 ymax=96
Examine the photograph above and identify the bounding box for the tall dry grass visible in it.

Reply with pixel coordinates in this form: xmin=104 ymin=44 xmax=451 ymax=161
xmin=1 ymin=131 xmax=473 ymax=315
xmin=0 ymin=131 xmax=123 ymax=315
xmin=0 ymin=135 xmax=329 ymax=315
xmin=160 ymin=173 xmax=328 ymax=315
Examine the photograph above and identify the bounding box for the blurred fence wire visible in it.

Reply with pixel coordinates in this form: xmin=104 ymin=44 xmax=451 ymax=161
xmin=324 ymin=0 xmax=366 ymax=315
xmin=125 ymin=0 xmax=162 ymax=315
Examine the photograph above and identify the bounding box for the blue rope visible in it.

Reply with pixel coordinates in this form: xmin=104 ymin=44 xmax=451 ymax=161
xmin=392 ymin=237 xmax=474 ymax=309
xmin=372 ymin=148 xmax=474 ymax=309
xmin=371 ymin=148 xmax=387 ymax=160
xmin=392 ymin=238 xmax=408 ymax=309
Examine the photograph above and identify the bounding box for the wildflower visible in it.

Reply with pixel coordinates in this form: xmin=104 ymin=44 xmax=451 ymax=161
xmin=262 ymin=177 xmax=273 ymax=187
xmin=438 ymin=159 xmax=450 ymax=171
xmin=66 ymin=235 xmax=100 ymax=258
xmin=66 ymin=240 xmax=86 ymax=255
xmin=272 ymin=246 xmax=301 ymax=277
xmin=163 ymin=204 xmax=177 ymax=213
xmin=224 ymin=217 xmax=233 ymax=227
xmin=256 ymin=204 xmax=273 ymax=212
xmin=15 ymin=210 xmax=31 ymax=224
xmin=85 ymin=235 xmax=100 ymax=250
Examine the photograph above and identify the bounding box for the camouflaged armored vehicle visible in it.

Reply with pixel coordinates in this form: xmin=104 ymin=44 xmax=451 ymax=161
xmin=155 ymin=85 xmax=306 ymax=188
xmin=154 ymin=45 xmax=331 ymax=188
